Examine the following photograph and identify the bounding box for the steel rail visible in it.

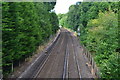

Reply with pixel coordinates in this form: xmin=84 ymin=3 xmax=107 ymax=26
xmin=62 ymin=32 xmax=69 ymax=79
xmin=70 ymin=32 xmax=82 ymax=80
xmin=17 ymin=31 xmax=61 ymax=79
xmin=35 ymin=32 xmax=65 ymax=78
xmin=33 ymin=32 xmax=62 ymax=78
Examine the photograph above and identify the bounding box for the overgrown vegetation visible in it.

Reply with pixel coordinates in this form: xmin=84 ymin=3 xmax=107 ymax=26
xmin=2 ymin=2 xmax=59 ymax=77
xmin=58 ymin=2 xmax=119 ymax=79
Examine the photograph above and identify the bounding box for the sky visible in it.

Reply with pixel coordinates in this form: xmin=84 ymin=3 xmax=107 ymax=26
xmin=54 ymin=0 xmax=83 ymax=14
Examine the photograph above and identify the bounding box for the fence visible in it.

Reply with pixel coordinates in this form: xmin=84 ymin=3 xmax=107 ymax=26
xmin=82 ymin=45 xmax=101 ymax=78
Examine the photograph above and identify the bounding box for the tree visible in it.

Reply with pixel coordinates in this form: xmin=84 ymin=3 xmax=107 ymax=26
xmin=2 ymin=2 xmax=59 ymax=77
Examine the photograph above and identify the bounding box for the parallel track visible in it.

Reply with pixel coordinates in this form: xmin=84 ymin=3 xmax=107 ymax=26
xmin=34 ymin=32 xmax=63 ymax=78
xmin=62 ymin=32 xmax=69 ymax=79
xmin=62 ymin=32 xmax=82 ymax=79
xmin=18 ymin=31 xmax=61 ymax=78
xmin=70 ymin=32 xmax=82 ymax=79
xmin=17 ymin=29 xmax=94 ymax=79
xmin=35 ymin=30 xmax=67 ymax=78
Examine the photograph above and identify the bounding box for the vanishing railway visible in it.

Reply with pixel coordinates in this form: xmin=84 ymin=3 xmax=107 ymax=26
xmin=18 ymin=28 xmax=94 ymax=79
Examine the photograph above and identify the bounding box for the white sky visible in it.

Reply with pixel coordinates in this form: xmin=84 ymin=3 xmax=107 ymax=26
xmin=54 ymin=0 xmax=83 ymax=14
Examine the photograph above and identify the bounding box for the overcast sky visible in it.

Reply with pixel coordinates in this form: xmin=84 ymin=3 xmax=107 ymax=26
xmin=54 ymin=0 xmax=83 ymax=14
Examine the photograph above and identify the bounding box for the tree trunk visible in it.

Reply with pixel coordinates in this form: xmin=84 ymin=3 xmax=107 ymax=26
xmin=18 ymin=61 xmax=20 ymax=67
xmin=11 ymin=61 xmax=13 ymax=72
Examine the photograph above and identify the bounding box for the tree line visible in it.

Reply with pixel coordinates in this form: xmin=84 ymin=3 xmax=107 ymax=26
xmin=2 ymin=2 xmax=59 ymax=77
xmin=58 ymin=2 xmax=119 ymax=79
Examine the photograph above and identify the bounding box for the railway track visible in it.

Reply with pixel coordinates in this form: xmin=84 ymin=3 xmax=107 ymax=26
xmin=62 ymin=33 xmax=69 ymax=79
xmin=36 ymin=31 xmax=64 ymax=78
xmin=18 ymin=30 xmax=61 ymax=78
xmin=70 ymin=32 xmax=82 ymax=79
xmin=62 ymin=32 xmax=82 ymax=79
xmin=33 ymin=33 xmax=63 ymax=78
xmin=17 ymin=28 xmax=94 ymax=79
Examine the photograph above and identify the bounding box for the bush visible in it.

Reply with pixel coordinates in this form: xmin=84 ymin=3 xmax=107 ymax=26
xmin=85 ymin=11 xmax=118 ymax=79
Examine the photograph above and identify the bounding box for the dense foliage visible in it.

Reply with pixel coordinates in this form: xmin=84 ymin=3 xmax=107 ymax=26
xmin=2 ymin=2 xmax=59 ymax=76
xmin=58 ymin=2 xmax=119 ymax=79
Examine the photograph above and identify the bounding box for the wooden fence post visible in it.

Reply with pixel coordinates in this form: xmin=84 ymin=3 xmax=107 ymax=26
xmin=82 ymin=45 xmax=100 ymax=78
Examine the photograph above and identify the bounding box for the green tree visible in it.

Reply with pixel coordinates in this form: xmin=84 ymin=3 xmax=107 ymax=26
xmin=2 ymin=2 xmax=59 ymax=77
